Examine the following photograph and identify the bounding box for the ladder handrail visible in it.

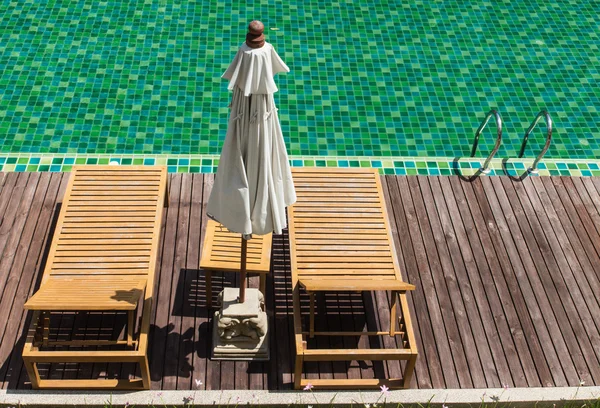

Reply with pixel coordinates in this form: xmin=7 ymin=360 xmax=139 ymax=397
xmin=470 ymin=109 xmax=502 ymax=174
xmin=518 ymin=110 xmax=552 ymax=174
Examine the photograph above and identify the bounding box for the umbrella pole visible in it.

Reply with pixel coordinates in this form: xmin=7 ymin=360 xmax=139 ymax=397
xmin=239 ymin=236 xmax=247 ymax=303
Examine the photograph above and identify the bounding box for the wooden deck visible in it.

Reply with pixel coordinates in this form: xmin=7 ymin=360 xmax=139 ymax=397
xmin=0 ymin=171 xmax=599 ymax=390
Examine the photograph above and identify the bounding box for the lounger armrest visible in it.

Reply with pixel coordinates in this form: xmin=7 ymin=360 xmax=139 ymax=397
xmin=299 ymin=279 xmax=415 ymax=292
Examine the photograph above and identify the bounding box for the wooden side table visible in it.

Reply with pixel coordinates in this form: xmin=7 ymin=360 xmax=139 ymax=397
xmin=200 ymin=219 xmax=272 ymax=308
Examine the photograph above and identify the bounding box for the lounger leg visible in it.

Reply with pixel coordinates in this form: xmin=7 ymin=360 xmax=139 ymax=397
xmin=403 ymin=354 xmax=417 ymax=388
xmin=23 ymin=358 xmax=41 ymax=389
xmin=292 ymin=287 xmax=306 ymax=390
xmin=206 ymin=270 xmax=212 ymax=308
xmin=390 ymin=291 xmax=398 ymax=336
xmin=309 ymin=292 xmax=315 ymax=338
xmin=140 ymin=355 xmax=151 ymax=390
xmin=294 ymin=354 xmax=304 ymax=390
xmin=259 ymin=273 xmax=266 ymax=297
xmin=127 ymin=311 xmax=134 ymax=346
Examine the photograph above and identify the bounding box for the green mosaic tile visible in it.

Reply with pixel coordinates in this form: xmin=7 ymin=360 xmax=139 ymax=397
xmin=0 ymin=1 xmax=598 ymax=160
xmin=2 ymin=153 xmax=600 ymax=179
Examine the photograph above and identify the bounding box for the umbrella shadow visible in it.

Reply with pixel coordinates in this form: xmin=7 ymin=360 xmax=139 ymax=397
xmin=148 ymin=323 xmax=195 ymax=381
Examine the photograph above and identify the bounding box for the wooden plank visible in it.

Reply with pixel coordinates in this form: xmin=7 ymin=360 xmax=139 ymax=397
xmin=163 ymin=174 xmax=192 ymax=390
xmin=0 ymin=172 xmax=40 ymax=304
xmin=453 ymin=177 xmax=527 ymax=387
xmin=23 ymin=173 xmax=71 ymax=388
xmin=583 ymin=178 xmax=600 ymax=233
xmin=296 ymin=245 xmax=392 ymax=251
xmin=395 ymin=177 xmax=457 ymax=388
xmin=425 ymin=176 xmax=495 ymax=388
xmin=438 ymin=177 xmax=514 ymax=387
xmin=73 ymin=180 xmax=162 ymax=185
xmin=66 ymin=207 xmax=158 ymax=212
xmin=149 ymin=174 xmax=181 ymax=389
xmin=67 ymin=201 xmax=160 ymax=207
xmin=537 ymin=178 xmax=600 ymax=332
xmin=185 ymin=174 xmax=205 ymax=391
xmin=271 ymin=227 xmax=294 ymax=389
xmin=571 ymin=178 xmax=600 ymax=282
xmin=550 ymin=178 xmax=600 ymax=298
xmin=201 ymin=174 xmax=220 ymax=390
xmin=493 ymin=176 xmax=594 ymax=385
xmin=297 ymin=377 xmax=404 ymax=389
xmin=469 ymin=177 xmax=540 ymax=386
xmin=506 ymin=177 xmax=600 ymax=382
xmin=312 ymin=293 xmax=335 ymax=384
xmin=383 ymin=176 xmax=437 ymax=388
xmin=0 ymin=172 xmax=19 ymax=230
xmin=55 ymin=251 xmax=151 ymax=257
xmin=4 ymin=173 xmax=68 ymax=388
xmin=480 ymin=175 xmax=578 ymax=386
xmin=291 ymin=202 xmax=382 ymax=209
xmin=406 ymin=176 xmax=472 ymax=388
xmin=479 ymin=177 xmax=549 ymax=387
xmin=0 ymin=173 xmax=53 ymax=387
xmin=33 ymin=378 xmax=144 ymax=389
xmin=0 ymin=173 xmax=30 ymax=265
xmin=299 ymin=279 xmax=413 ymax=292
xmin=418 ymin=176 xmax=485 ymax=387
xmin=515 ymin=178 xmax=600 ymax=371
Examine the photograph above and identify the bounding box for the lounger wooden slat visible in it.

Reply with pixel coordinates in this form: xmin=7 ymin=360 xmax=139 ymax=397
xmin=200 ymin=219 xmax=272 ymax=307
xmin=22 ymin=165 xmax=168 ymax=390
xmin=289 ymin=167 xmax=418 ymax=389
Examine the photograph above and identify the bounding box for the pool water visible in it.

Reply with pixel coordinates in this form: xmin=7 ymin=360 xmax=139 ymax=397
xmin=0 ymin=0 xmax=599 ymax=171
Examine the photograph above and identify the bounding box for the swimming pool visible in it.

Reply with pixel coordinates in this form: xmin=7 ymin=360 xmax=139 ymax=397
xmin=0 ymin=0 xmax=599 ymax=175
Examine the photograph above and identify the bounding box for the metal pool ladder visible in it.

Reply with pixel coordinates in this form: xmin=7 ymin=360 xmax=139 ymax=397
xmin=470 ymin=109 xmax=503 ymax=174
xmin=518 ymin=110 xmax=553 ymax=174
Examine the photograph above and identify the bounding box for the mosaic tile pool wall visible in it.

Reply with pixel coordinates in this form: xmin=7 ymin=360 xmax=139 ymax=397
xmin=0 ymin=0 xmax=599 ymax=160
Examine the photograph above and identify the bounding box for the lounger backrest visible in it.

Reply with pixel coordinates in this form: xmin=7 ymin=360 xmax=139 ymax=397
xmin=41 ymin=166 xmax=167 ymax=290
xmin=288 ymin=167 xmax=403 ymax=287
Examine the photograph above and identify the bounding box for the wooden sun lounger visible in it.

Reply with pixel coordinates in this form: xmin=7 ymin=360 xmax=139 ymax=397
xmin=200 ymin=219 xmax=272 ymax=307
xmin=289 ymin=167 xmax=418 ymax=389
xmin=22 ymin=165 xmax=168 ymax=389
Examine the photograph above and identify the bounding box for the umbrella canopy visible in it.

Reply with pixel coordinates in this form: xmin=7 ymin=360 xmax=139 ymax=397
xmin=207 ymin=41 xmax=296 ymax=236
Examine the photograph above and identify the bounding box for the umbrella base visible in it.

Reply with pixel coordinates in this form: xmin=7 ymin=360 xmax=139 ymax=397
xmin=211 ymin=288 xmax=270 ymax=361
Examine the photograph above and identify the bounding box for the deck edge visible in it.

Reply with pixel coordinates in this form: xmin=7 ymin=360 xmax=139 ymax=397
xmin=1 ymin=387 xmax=598 ymax=407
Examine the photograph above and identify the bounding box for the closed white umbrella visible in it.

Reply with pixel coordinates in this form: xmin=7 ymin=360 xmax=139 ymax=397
xmin=207 ymin=21 xmax=296 ymax=302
